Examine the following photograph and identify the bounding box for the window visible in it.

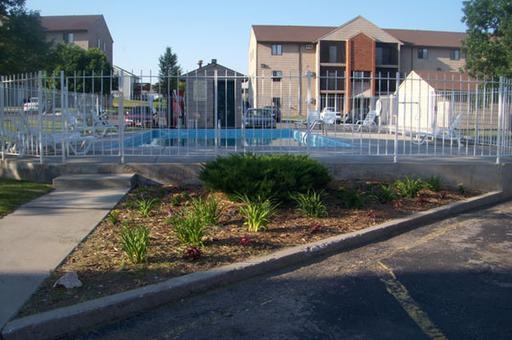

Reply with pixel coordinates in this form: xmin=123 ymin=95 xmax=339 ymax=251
xmin=328 ymin=46 xmax=338 ymax=64
xmin=450 ymin=49 xmax=461 ymax=60
xmin=272 ymin=97 xmax=281 ymax=108
xmin=63 ymin=32 xmax=74 ymax=44
xmin=97 ymin=39 xmax=101 ymax=48
xmin=417 ymin=48 xmax=429 ymax=59
xmin=272 ymin=70 xmax=283 ymax=82
xmin=271 ymin=44 xmax=282 ymax=56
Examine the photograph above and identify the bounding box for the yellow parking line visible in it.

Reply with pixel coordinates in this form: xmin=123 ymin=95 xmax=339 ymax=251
xmin=377 ymin=261 xmax=447 ymax=340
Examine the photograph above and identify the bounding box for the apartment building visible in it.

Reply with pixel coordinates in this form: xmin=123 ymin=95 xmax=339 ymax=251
xmin=248 ymin=16 xmax=466 ymax=117
xmin=40 ymin=15 xmax=113 ymax=65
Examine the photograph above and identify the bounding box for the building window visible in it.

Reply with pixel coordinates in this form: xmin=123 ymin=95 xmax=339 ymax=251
xmin=450 ymin=49 xmax=461 ymax=60
xmin=97 ymin=39 xmax=101 ymax=48
xmin=271 ymin=44 xmax=282 ymax=56
xmin=272 ymin=70 xmax=283 ymax=82
xmin=63 ymin=32 xmax=74 ymax=44
xmin=417 ymin=48 xmax=429 ymax=59
xmin=272 ymin=97 xmax=281 ymax=108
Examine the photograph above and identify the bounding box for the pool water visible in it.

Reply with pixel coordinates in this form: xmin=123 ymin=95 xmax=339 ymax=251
xmin=124 ymin=129 xmax=351 ymax=149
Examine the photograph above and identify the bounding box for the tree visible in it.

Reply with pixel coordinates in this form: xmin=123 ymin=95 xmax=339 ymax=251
xmin=158 ymin=46 xmax=181 ymax=95
xmin=49 ymin=44 xmax=113 ymax=94
xmin=462 ymin=0 xmax=512 ymax=78
xmin=0 ymin=0 xmax=53 ymax=75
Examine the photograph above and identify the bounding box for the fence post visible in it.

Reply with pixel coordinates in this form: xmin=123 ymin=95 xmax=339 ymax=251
xmin=496 ymin=76 xmax=504 ymax=164
xmin=118 ymin=70 xmax=125 ymax=164
xmin=394 ymin=72 xmax=400 ymax=163
xmin=0 ymin=76 xmax=4 ymax=161
xmin=214 ymin=69 xmax=219 ymax=152
xmin=37 ymin=71 xmax=44 ymax=164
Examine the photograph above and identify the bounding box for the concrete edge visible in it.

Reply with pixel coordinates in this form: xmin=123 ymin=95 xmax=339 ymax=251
xmin=1 ymin=190 xmax=507 ymax=340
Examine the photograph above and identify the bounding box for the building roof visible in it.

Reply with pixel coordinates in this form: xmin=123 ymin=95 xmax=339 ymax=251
xmin=252 ymin=25 xmax=335 ymax=43
xmin=409 ymin=70 xmax=477 ymax=91
xmin=182 ymin=60 xmax=245 ymax=77
xmin=384 ymin=29 xmax=466 ymax=48
xmin=252 ymin=19 xmax=465 ymax=48
xmin=319 ymin=15 xmax=402 ymax=44
xmin=40 ymin=15 xmax=113 ymax=41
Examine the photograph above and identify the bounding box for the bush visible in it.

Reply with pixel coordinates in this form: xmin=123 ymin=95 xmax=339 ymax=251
xmin=199 ymin=154 xmax=331 ymax=202
xmin=425 ymin=176 xmax=442 ymax=192
xmin=120 ymin=225 xmax=150 ymax=264
xmin=292 ymin=190 xmax=327 ymax=217
xmin=168 ymin=210 xmax=206 ymax=247
xmin=191 ymin=195 xmax=221 ymax=226
xmin=337 ymin=186 xmax=365 ymax=209
xmin=394 ymin=177 xmax=425 ymax=198
xmin=238 ymin=194 xmax=278 ymax=232
xmin=137 ymin=197 xmax=159 ymax=218
xmin=371 ymin=184 xmax=398 ymax=204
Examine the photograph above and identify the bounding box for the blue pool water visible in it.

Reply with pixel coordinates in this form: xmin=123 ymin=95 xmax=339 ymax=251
xmin=124 ymin=129 xmax=351 ymax=148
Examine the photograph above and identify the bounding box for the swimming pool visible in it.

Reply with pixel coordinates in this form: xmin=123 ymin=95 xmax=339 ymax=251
xmin=124 ymin=129 xmax=351 ymax=149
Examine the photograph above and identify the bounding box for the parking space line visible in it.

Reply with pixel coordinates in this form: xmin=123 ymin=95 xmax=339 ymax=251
xmin=376 ymin=261 xmax=447 ymax=340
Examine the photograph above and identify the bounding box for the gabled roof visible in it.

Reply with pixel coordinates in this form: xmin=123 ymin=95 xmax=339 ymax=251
xmin=319 ymin=16 xmax=402 ymax=44
xmin=384 ymin=29 xmax=466 ymax=48
xmin=252 ymin=25 xmax=335 ymax=43
xmin=182 ymin=61 xmax=245 ymax=77
xmin=40 ymin=15 xmax=113 ymax=42
xmin=407 ymin=70 xmax=477 ymax=92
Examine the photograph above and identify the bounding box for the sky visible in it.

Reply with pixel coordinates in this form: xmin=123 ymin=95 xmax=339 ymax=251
xmin=26 ymin=0 xmax=468 ymax=75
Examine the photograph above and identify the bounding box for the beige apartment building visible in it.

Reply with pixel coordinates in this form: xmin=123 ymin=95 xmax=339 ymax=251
xmin=248 ymin=16 xmax=466 ymax=117
xmin=40 ymin=15 xmax=113 ymax=66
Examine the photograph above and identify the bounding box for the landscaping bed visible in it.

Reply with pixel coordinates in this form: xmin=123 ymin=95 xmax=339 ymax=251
xmin=18 ymin=177 xmax=472 ymax=317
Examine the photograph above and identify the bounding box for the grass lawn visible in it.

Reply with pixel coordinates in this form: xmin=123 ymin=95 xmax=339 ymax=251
xmin=0 ymin=178 xmax=53 ymax=217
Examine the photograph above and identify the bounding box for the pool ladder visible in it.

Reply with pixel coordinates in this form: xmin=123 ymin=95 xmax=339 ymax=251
xmin=302 ymin=119 xmax=324 ymax=144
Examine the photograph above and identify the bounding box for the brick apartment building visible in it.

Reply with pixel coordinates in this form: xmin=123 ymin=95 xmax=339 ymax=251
xmin=40 ymin=15 xmax=113 ymax=66
xmin=248 ymin=16 xmax=466 ymax=116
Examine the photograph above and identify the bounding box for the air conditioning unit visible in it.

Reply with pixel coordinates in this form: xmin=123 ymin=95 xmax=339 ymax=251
xmin=304 ymin=44 xmax=313 ymax=50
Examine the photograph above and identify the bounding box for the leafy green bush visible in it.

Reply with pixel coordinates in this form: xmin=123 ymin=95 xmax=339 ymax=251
xmin=137 ymin=197 xmax=159 ymax=217
xmin=425 ymin=176 xmax=442 ymax=192
xmin=393 ymin=177 xmax=425 ymax=198
xmin=191 ymin=195 xmax=221 ymax=226
xmin=199 ymin=154 xmax=331 ymax=202
xmin=292 ymin=190 xmax=327 ymax=217
xmin=168 ymin=210 xmax=206 ymax=247
xmin=120 ymin=225 xmax=150 ymax=264
xmin=337 ymin=186 xmax=365 ymax=209
xmin=107 ymin=210 xmax=121 ymax=225
xmin=371 ymin=184 xmax=398 ymax=204
xmin=238 ymin=194 xmax=278 ymax=232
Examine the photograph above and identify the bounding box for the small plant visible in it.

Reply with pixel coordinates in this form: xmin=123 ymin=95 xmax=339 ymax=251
xmin=239 ymin=235 xmax=251 ymax=246
xmin=137 ymin=197 xmax=159 ymax=218
xmin=371 ymin=184 xmax=398 ymax=204
xmin=120 ymin=224 xmax=150 ymax=264
xmin=337 ymin=187 xmax=365 ymax=209
xmin=191 ymin=195 xmax=221 ymax=226
xmin=458 ymin=183 xmax=466 ymax=195
xmin=393 ymin=177 xmax=425 ymax=198
xmin=183 ymin=246 xmax=202 ymax=260
xmin=310 ymin=223 xmax=322 ymax=234
xmin=107 ymin=210 xmax=121 ymax=225
xmin=425 ymin=176 xmax=442 ymax=192
xmin=238 ymin=194 xmax=278 ymax=232
xmin=170 ymin=192 xmax=191 ymax=206
xmin=292 ymin=190 xmax=327 ymax=217
xmin=168 ymin=210 xmax=206 ymax=247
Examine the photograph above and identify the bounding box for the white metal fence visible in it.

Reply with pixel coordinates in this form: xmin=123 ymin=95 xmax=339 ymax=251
xmin=1 ymin=70 xmax=511 ymax=163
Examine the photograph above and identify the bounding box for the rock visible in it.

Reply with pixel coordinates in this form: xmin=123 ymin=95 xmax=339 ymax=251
xmin=53 ymin=272 xmax=83 ymax=289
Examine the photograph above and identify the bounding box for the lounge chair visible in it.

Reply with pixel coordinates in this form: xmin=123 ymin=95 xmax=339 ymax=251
xmin=413 ymin=112 xmax=463 ymax=146
xmin=353 ymin=110 xmax=377 ymax=132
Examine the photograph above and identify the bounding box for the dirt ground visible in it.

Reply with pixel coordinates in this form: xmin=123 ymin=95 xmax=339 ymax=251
xmin=18 ymin=180 xmax=471 ymax=317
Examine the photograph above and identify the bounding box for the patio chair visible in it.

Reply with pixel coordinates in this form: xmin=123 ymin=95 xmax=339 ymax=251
xmin=353 ymin=110 xmax=377 ymax=132
xmin=413 ymin=112 xmax=463 ymax=147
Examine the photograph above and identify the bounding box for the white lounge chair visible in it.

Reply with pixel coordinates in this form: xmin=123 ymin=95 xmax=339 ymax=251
xmin=353 ymin=110 xmax=377 ymax=132
xmin=413 ymin=112 xmax=463 ymax=146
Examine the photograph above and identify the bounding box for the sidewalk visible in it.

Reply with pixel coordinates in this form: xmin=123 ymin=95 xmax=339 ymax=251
xmin=0 ymin=174 xmax=134 ymax=329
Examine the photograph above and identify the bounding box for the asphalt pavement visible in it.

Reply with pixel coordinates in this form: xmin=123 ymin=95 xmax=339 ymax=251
xmin=66 ymin=199 xmax=512 ymax=340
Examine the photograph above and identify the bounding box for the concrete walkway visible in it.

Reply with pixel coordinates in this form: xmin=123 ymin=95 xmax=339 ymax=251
xmin=0 ymin=174 xmax=134 ymax=329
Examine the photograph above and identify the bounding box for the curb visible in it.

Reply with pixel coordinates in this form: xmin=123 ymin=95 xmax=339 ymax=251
xmin=1 ymin=191 xmax=507 ymax=340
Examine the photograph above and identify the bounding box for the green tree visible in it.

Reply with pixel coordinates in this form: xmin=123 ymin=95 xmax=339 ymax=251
xmin=49 ymin=44 xmax=113 ymax=94
xmin=462 ymin=0 xmax=512 ymax=78
xmin=158 ymin=46 xmax=181 ymax=95
xmin=0 ymin=1 xmax=53 ymax=74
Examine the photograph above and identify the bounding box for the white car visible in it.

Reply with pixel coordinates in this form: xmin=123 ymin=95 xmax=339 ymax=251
xmin=320 ymin=107 xmax=344 ymax=124
xmin=23 ymin=97 xmax=39 ymax=112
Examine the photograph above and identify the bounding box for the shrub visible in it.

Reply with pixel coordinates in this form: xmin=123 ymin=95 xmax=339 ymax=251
xmin=292 ymin=190 xmax=327 ymax=217
xmin=372 ymin=184 xmax=398 ymax=204
xmin=168 ymin=210 xmax=206 ymax=247
xmin=137 ymin=197 xmax=159 ymax=217
xmin=191 ymin=195 xmax=221 ymax=226
xmin=393 ymin=177 xmax=425 ymax=198
xmin=238 ymin=194 xmax=278 ymax=232
xmin=199 ymin=154 xmax=331 ymax=202
xmin=337 ymin=186 xmax=365 ymax=209
xmin=120 ymin=225 xmax=150 ymax=264
xmin=425 ymin=176 xmax=442 ymax=192
xmin=107 ymin=210 xmax=121 ymax=225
